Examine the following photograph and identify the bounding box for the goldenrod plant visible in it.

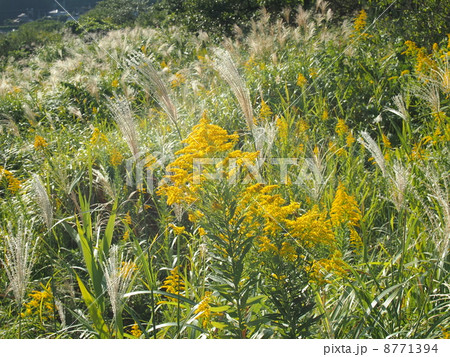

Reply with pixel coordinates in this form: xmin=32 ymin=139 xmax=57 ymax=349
xmin=0 ymin=1 xmax=449 ymax=339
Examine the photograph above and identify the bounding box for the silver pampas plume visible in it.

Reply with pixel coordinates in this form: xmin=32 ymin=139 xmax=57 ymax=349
xmin=32 ymin=174 xmax=53 ymax=230
xmin=1 ymin=220 xmax=37 ymax=307
xmin=107 ymin=96 xmax=140 ymax=157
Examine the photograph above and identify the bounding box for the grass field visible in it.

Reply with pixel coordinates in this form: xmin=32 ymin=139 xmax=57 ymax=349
xmin=0 ymin=4 xmax=449 ymax=338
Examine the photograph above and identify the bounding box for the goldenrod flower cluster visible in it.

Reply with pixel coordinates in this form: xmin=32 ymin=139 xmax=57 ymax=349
xmin=195 ymin=291 xmax=212 ymax=328
xmin=353 ymin=10 xmax=367 ymax=34
xmin=110 ymin=148 xmax=124 ymax=166
xmin=259 ymin=99 xmax=273 ymax=121
xmin=286 ymin=206 xmax=336 ymax=248
xmin=169 ymin=223 xmax=186 ymax=235
xmin=276 ymin=116 xmax=289 ymax=141
xmin=21 ymin=285 xmax=54 ymax=321
xmin=90 ymin=127 xmax=108 ymax=145
xmin=335 ymin=119 xmax=349 ymax=136
xmin=297 ymin=73 xmax=307 ymax=87
xmin=158 ymin=114 xmax=258 ymax=205
xmin=160 ymin=266 xmax=185 ymax=301
xmin=120 ymin=261 xmax=138 ymax=276
xmin=330 ymin=183 xmax=362 ymax=250
xmin=0 ymin=166 xmax=21 ymax=194
xmin=330 ymin=183 xmax=361 ymax=228
xmin=171 ymin=72 xmax=186 ymax=88
xmin=308 ymin=250 xmax=349 ymax=285
xmin=130 ymin=323 xmax=142 ymax=337
xmin=34 ymin=135 xmax=48 ymax=151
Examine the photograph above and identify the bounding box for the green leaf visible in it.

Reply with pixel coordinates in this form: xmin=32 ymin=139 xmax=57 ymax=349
xmin=210 ymin=305 xmax=231 ymax=313
xmin=101 ymin=199 xmax=118 ymax=261
xmin=75 ymin=273 xmax=109 ymax=339
xmin=211 ymin=321 xmax=228 ymax=329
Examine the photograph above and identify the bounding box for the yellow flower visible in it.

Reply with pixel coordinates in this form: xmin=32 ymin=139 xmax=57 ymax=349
xmin=322 ymin=109 xmax=329 ymax=121
xmin=329 ymin=141 xmax=347 ymax=157
xmin=169 ymin=223 xmax=186 ymax=235
xmin=309 ymin=250 xmax=349 ymax=285
xmin=298 ymin=119 xmax=309 ymax=134
xmin=280 ymin=241 xmax=298 ymax=262
xmin=330 ymin=183 xmax=362 ymax=228
xmin=286 ymin=206 xmax=335 ymax=248
xmin=160 ymin=267 xmax=185 ymax=301
xmin=34 ymin=135 xmax=48 ymax=150
xmin=0 ymin=166 xmax=21 ymax=194
xmin=120 ymin=261 xmax=137 ymax=276
xmin=111 ymin=79 xmax=119 ymax=88
xmin=123 ymin=212 xmax=132 ymax=225
xmin=122 ymin=230 xmax=130 ymax=241
xmin=403 ymin=41 xmax=419 ymax=56
xmin=381 ymin=133 xmax=392 ymax=149
xmin=195 ymin=292 xmax=212 ymax=328
xmin=350 ymin=228 xmax=363 ymax=252
xmin=259 ymin=99 xmax=273 ymax=121
xmin=90 ymin=127 xmax=108 ymax=145
xmin=276 ymin=116 xmax=288 ymax=141
xmin=335 ymin=118 xmax=349 ymax=136
xmin=157 ymin=113 xmax=257 ymax=206
xmin=171 ymin=72 xmax=186 ymax=88
xmin=297 ymin=73 xmax=307 ymax=87
xmin=258 ymin=236 xmax=278 ymax=254
xmin=353 ymin=9 xmax=367 ymax=33
xmin=110 ymin=149 xmax=123 ymax=166
xmin=130 ymin=323 xmax=142 ymax=337
xmin=21 ymin=283 xmax=54 ymax=321
xmin=400 ymin=70 xmax=410 ymax=76
xmin=346 ymin=132 xmax=356 ymax=146
xmin=442 ymin=70 xmax=450 ymax=93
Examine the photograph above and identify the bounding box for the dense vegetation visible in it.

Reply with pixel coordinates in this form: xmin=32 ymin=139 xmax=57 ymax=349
xmin=0 ymin=0 xmax=449 ymax=339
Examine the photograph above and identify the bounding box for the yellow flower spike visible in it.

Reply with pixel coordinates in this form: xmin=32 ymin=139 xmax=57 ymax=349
xmin=0 ymin=166 xmax=21 ymax=194
xmin=122 ymin=230 xmax=130 ymax=241
xmin=130 ymin=323 xmax=142 ymax=338
xmin=297 ymin=73 xmax=307 ymax=87
xmin=276 ymin=116 xmax=288 ymax=141
xmin=353 ymin=9 xmax=367 ymax=33
xmin=22 ymin=283 xmax=55 ymax=321
xmin=110 ymin=149 xmax=123 ymax=167
xmin=120 ymin=261 xmax=137 ymax=276
xmin=90 ymin=127 xmax=108 ymax=145
xmin=335 ymin=118 xmax=349 ymax=136
xmin=160 ymin=267 xmax=185 ymax=302
xmin=346 ymin=132 xmax=356 ymax=146
xmin=195 ymin=292 xmax=213 ymax=328
xmin=34 ymin=135 xmax=48 ymax=151
xmin=330 ymin=183 xmax=362 ymax=228
xmin=158 ymin=113 xmax=257 ymax=205
xmin=381 ymin=133 xmax=392 ymax=149
xmin=123 ymin=212 xmax=132 ymax=225
xmin=286 ymin=206 xmax=335 ymax=248
xmin=280 ymin=242 xmax=298 ymax=262
xmin=259 ymin=99 xmax=273 ymax=121
xmin=169 ymin=223 xmax=186 ymax=235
